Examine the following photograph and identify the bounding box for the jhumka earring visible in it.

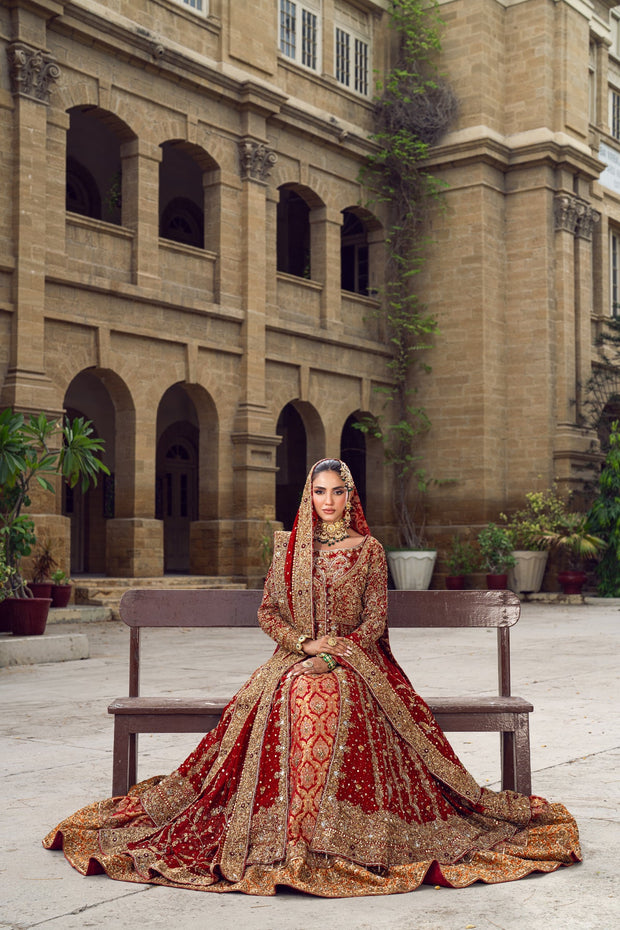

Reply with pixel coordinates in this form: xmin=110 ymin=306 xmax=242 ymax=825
xmin=344 ymin=498 xmax=352 ymax=527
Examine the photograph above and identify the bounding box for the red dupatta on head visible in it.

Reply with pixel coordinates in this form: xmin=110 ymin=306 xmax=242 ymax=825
xmin=283 ymin=458 xmax=370 ymax=632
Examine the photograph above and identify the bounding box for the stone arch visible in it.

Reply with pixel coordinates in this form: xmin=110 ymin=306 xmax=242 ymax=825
xmin=65 ymin=105 xmax=136 ymax=225
xmin=583 ymin=367 xmax=620 ymax=452
xmin=155 ymin=381 xmax=219 ymax=572
xmin=276 ymin=183 xmax=325 ymax=280
xmin=63 ymin=368 xmax=136 ymax=574
xmin=340 ymin=205 xmax=384 ymax=297
xmin=275 ymin=399 xmax=326 ymax=529
xmin=159 ymin=140 xmax=220 ymax=251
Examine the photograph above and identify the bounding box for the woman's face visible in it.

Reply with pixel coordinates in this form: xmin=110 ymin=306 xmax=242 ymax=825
xmin=312 ymin=469 xmax=348 ymax=523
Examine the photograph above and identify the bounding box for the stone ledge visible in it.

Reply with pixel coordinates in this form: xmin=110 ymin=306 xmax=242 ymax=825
xmin=0 ymin=633 xmax=89 ymax=668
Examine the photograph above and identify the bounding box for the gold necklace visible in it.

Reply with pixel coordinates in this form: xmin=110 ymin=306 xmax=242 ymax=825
xmin=314 ymin=518 xmax=349 ymax=546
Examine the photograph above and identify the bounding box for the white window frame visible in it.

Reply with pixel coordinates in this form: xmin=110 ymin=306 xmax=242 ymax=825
xmin=611 ymin=228 xmax=620 ymax=318
xmin=279 ymin=0 xmax=321 ymax=73
xmin=169 ymin=0 xmax=208 ymax=16
xmin=334 ymin=16 xmax=370 ymax=97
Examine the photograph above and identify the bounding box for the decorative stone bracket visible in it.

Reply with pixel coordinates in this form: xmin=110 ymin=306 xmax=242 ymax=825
xmin=554 ymin=192 xmax=600 ymax=241
xmin=7 ymin=42 xmax=60 ymax=104
xmin=238 ymin=140 xmax=278 ymax=181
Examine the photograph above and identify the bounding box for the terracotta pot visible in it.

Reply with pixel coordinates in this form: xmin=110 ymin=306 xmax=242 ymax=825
xmin=5 ymin=597 xmax=51 ymax=636
xmin=557 ymin=570 xmax=587 ymax=596
xmin=445 ymin=575 xmax=465 ymax=590
xmin=51 ymin=584 xmax=72 ymax=608
xmin=28 ymin=583 xmax=53 ymax=599
xmin=486 ymin=573 xmax=508 ymax=590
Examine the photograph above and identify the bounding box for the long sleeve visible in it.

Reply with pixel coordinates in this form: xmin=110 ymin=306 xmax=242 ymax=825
xmin=257 ymin=562 xmax=302 ymax=654
xmin=348 ymin=538 xmax=388 ymax=649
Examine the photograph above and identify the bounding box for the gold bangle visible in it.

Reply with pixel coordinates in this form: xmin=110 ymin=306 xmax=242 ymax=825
xmin=295 ymin=633 xmax=309 ymax=655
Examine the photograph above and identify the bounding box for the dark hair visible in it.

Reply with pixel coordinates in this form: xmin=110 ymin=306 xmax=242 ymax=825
xmin=311 ymin=459 xmax=343 ymax=480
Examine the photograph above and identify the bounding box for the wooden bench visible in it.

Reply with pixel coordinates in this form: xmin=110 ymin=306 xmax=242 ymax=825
xmin=109 ymin=588 xmax=533 ymax=798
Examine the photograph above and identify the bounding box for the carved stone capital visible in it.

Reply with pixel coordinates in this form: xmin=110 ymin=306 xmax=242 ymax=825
xmin=554 ymin=193 xmax=580 ymax=235
xmin=7 ymin=42 xmax=60 ymax=104
xmin=238 ymin=140 xmax=277 ymax=182
xmin=575 ymin=204 xmax=600 ymax=241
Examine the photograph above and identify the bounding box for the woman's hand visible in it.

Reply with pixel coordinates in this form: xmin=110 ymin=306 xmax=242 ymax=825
xmin=302 ymin=634 xmax=351 ymax=659
xmin=289 ymin=655 xmax=331 ymax=677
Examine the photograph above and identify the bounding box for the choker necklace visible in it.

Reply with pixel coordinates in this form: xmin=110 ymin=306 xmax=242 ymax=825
xmin=314 ymin=518 xmax=349 ymax=546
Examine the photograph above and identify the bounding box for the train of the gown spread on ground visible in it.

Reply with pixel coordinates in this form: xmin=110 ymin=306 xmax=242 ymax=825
xmin=44 ymin=533 xmax=581 ymax=897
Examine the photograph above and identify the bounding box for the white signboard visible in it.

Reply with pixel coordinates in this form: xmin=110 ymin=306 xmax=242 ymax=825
xmin=599 ymin=141 xmax=620 ymax=195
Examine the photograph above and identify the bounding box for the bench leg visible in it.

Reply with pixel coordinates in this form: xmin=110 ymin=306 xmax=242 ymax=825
xmin=128 ymin=731 xmax=138 ymax=792
xmin=513 ymin=714 xmax=532 ymax=796
xmin=500 ymin=729 xmax=517 ymax=793
xmin=112 ymin=718 xmax=130 ymax=797
xmin=500 ymin=716 xmax=532 ymax=796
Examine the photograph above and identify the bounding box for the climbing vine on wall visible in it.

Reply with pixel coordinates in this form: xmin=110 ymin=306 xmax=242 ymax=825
xmin=356 ymin=0 xmax=458 ymax=547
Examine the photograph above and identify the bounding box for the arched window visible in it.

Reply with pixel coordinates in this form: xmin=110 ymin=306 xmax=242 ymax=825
xmin=277 ymin=188 xmax=311 ymax=278
xmin=159 ymin=142 xmax=206 ymax=250
xmin=341 ymin=210 xmax=369 ymax=295
xmin=65 ymin=107 xmax=126 ymax=225
xmin=160 ymin=197 xmax=204 ymax=248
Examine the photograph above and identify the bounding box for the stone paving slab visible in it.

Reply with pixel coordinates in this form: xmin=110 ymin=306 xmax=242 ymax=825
xmin=0 ymin=601 xmax=618 ymax=929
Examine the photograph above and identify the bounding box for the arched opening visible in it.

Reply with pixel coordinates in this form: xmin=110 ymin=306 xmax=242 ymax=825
xmin=340 ymin=414 xmax=367 ymax=508
xmin=276 ymin=403 xmax=308 ymax=530
xmin=159 ymin=141 xmax=218 ymax=251
xmin=63 ymin=371 xmax=117 ymax=574
xmin=277 ymin=187 xmax=312 ymax=279
xmin=156 ymin=385 xmax=199 ymax=573
xmin=65 ymin=107 xmax=133 ymax=225
xmin=341 ymin=209 xmax=369 ymax=295
xmin=597 ymin=397 xmax=620 ymax=453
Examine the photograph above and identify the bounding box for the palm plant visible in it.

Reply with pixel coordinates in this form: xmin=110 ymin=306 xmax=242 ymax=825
xmin=538 ymin=513 xmax=606 ymax=571
xmin=0 ymin=409 xmax=109 ymax=598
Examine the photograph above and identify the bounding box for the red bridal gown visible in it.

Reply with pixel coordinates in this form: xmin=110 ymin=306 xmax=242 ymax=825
xmin=43 ymin=536 xmax=581 ymax=896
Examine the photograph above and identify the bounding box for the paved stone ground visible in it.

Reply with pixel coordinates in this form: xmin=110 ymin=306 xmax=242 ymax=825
xmin=0 ymin=600 xmax=618 ymax=930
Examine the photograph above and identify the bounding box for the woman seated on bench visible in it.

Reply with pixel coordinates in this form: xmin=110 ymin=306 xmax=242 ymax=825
xmin=44 ymin=458 xmax=581 ymax=896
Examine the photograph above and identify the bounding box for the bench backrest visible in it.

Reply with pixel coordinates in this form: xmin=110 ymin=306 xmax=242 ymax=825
xmin=118 ymin=588 xmax=521 ymax=698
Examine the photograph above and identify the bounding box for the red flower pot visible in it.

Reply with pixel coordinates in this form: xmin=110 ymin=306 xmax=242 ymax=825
xmin=51 ymin=584 xmax=72 ymax=608
xmin=28 ymin=583 xmax=53 ymax=599
xmin=557 ymin=570 xmax=587 ymax=596
xmin=6 ymin=597 xmax=51 ymax=636
xmin=486 ymin=573 xmax=508 ymax=590
xmin=446 ymin=575 xmax=466 ymax=590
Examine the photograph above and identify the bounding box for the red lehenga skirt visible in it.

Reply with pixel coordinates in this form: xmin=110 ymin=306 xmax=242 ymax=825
xmin=43 ymin=657 xmax=581 ymax=897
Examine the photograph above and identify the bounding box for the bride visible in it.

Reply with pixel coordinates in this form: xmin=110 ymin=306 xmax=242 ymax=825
xmin=44 ymin=458 xmax=581 ymax=896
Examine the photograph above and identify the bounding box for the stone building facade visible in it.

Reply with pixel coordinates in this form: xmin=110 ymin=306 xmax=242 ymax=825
xmin=1 ymin=0 xmax=620 ymax=583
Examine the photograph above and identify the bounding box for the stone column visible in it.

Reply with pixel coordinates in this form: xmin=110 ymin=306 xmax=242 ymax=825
xmin=120 ymin=138 xmax=161 ymax=289
xmin=232 ymin=136 xmax=282 ymax=584
xmin=106 ymin=408 xmax=163 ymax=577
xmin=2 ymin=35 xmax=60 ymax=413
xmin=553 ymin=191 xmax=579 ymax=426
xmin=310 ymin=206 xmax=343 ymax=330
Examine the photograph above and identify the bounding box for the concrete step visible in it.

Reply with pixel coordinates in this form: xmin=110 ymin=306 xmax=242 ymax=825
xmin=73 ymin=576 xmax=247 ymax=613
xmin=0 ymin=632 xmax=89 ymax=667
xmin=47 ymin=606 xmax=114 ymax=624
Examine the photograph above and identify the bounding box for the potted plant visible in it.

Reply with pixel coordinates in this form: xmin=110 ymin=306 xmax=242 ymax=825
xmin=444 ymin=535 xmax=477 ymax=590
xmin=29 ymin=536 xmax=58 ymax=600
xmin=0 ymin=536 xmax=15 ymax=632
xmin=50 ymin=569 xmax=73 ymax=608
xmin=500 ymin=487 xmax=568 ymax=594
xmin=539 ymin=513 xmax=606 ymax=595
xmin=477 ymin=523 xmax=517 ymax=590
xmin=0 ymin=409 xmax=108 ymax=635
